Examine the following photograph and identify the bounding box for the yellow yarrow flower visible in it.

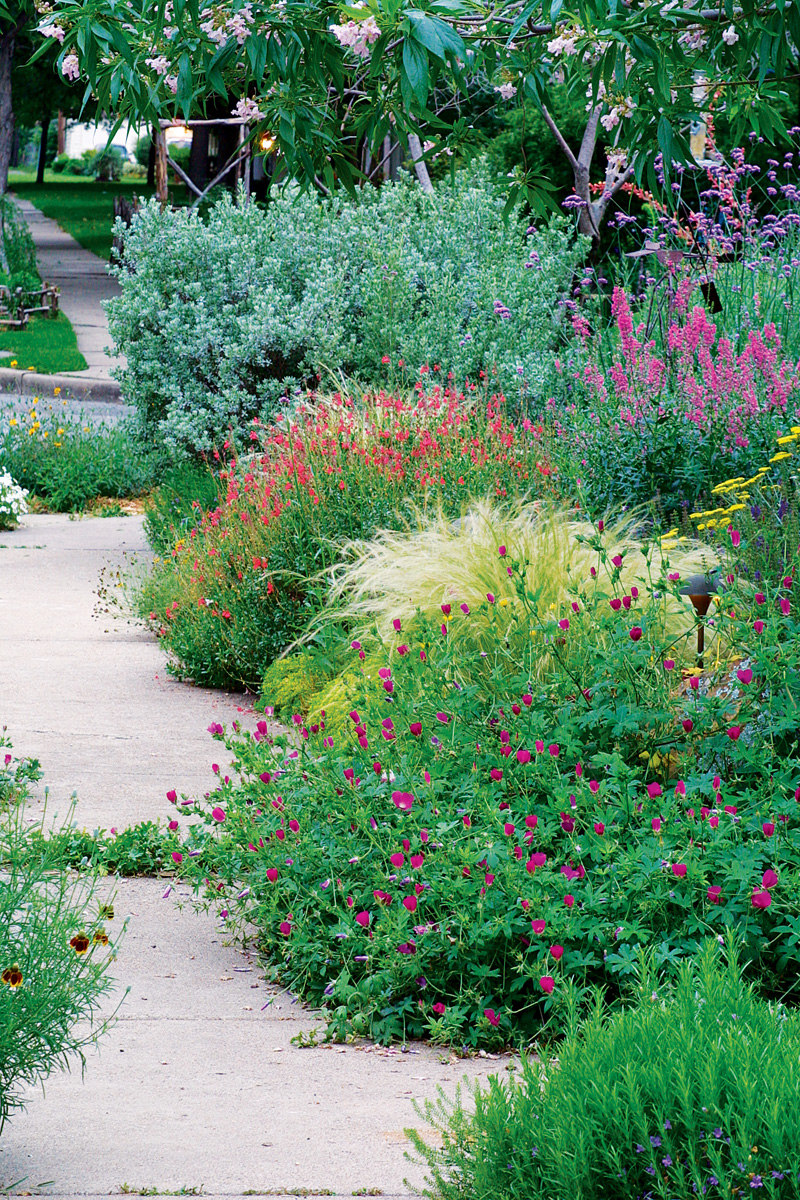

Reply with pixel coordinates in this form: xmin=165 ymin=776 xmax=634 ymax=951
xmin=9 ymin=417 xmax=16 ymax=426
xmin=770 ymin=452 xmax=793 ymax=463
xmin=777 ymin=434 xmax=798 ymax=445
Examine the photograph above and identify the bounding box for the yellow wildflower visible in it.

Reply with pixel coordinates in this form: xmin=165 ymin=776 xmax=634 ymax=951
xmin=9 ymin=418 xmax=16 ymax=426
xmin=9 ymin=359 xmax=17 ymax=367
xmin=777 ymin=434 xmax=798 ymax=445
xmin=769 ymin=452 xmax=792 ymax=463
xmin=54 ymin=387 xmax=61 ymax=395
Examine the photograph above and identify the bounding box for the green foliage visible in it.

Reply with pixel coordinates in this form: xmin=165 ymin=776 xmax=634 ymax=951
xmin=0 ymin=194 xmax=40 ymax=292
xmin=408 ymin=942 xmax=800 ymax=1200
xmin=26 ymin=820 xmax=175 ymax=876
xmin=40 ymin=0 xmax=799 ymax=206
xmin=143 ymin=460 xmax=222 ymax=556
xmin=108 ymin=167 xmax=584 ymax=455
xmin=0 ymin=732 xmax=41 ymax=809
xmin=0 ymin=761 xmax=121 ymax=1131
xmin=0 ymin=398 xmax=167 ymax=512
xmin=164 ymin=499 xmax=800 ymax=1047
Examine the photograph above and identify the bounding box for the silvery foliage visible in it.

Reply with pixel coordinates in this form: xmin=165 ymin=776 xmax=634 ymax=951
xmin=0 ymin=470 xmax=28 ymax=529
xmin=108 ymin=164 xmax=584 ymax=456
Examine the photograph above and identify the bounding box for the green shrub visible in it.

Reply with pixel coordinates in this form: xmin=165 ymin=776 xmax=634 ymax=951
xmin=163 ymin=489 xmax=800 ymax=1046
xmin=140 ymin=387 xmax=555 ymax=687
xmin=0 ymin=733 xmax=41 ymax=809
xmin=0 ymin=398 xmax=166 ymax=512
xmin=409 ymin=941 xmax=800 ymax=1200
xmin=0 ymin=195 xmax=40 ymax=292
xmin=0 ymin=772 xmax=121 ymax=1130
xmin=108 ymin=164 xmax=585 ymax=455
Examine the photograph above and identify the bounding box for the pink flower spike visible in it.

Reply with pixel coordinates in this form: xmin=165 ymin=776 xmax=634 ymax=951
xmin=762 ymin=869 xmax=779 ymax=889
xmin=212 ymin=806 xmax=226 ymax=822
xmin=539 ymin=975 xmax=555 ymax=994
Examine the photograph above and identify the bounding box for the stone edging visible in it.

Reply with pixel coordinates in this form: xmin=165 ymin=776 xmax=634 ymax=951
xmin=0 ymin=367 xmax=123 ymax=402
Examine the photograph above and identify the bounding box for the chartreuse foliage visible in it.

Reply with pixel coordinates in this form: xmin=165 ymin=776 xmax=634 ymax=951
xmin=408 ymin=941 xmax=800 ymax=1200
xmin=162 ymin=496 xmax=800 ymax=1048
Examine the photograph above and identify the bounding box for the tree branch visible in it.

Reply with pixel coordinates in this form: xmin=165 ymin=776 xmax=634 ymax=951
xmin=540 ymin=105 xmax=578 ymax=172
xmin=407 ymin=131 xmax=434 ymax=194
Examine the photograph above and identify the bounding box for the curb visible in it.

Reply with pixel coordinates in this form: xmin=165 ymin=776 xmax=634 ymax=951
xmin=0 ymin=367 xmax=123 ymax=403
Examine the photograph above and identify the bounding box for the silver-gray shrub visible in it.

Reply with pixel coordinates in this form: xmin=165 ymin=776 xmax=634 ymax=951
xmin=108 ymin=164 xmax=585 ymax=456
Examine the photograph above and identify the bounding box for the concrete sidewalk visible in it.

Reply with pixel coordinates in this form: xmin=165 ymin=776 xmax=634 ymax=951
xmin=0 ymin=514 xmax=509 ymax=1194
xmin=6 ymin=196 xmax=123 ymax=392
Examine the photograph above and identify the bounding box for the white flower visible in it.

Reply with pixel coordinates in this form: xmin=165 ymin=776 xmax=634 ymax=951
xmin=146 ymin=55 xmax=169 ymax=74
xmin=41 ymin=22 xmax=65 ymax=43
xmin=0 ymin=471 xmax=29 ymax=530
xmin=232 ymin=96 xmax=266 ymax=121
xmin=494 ymin=82 xmax=517 ymax=100
xmin=165 ymin=74 xmax=178 ymax=94
xmin=61 ymin=52 xmax=80 ymax=80
xmin=722 ymin=24 xmax=739 ymax=45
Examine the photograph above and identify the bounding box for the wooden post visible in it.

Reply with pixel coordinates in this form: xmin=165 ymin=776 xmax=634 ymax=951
xmin=154 ymin=126 xmax=169 ymax=205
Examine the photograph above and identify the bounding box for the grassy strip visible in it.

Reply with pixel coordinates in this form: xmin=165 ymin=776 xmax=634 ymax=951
xmin=9 ymin=175 xmax=190 ymax=260
xmin=0 ymin=311 xmax=88 ymax=374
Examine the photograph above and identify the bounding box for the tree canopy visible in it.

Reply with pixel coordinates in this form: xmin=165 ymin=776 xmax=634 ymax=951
xmin=33 ymin=0 xmax=800 ymax=209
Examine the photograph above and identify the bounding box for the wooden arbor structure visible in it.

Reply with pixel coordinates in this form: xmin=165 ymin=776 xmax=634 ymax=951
xmin=153 ymin=116 xmax=275 ymax=206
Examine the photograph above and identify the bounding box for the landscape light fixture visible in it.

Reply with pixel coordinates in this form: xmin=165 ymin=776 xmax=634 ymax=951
xmin=679 ymin=573 xmax=719 ymax=668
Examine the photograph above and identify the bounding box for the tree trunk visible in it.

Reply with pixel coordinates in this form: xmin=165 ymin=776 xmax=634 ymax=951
xmin=407 ymin=132 xmax=433 ymax=194
xmin=57 ymin=110 xmax=66 ymax=156
xmin=37 ymin=113 xmax=51 ymax=185
xmin=154 ymin=126 xmax=169 ymax=205
xmin=147 ymin=128 xmax=156 ymax=187
xmin=0 ymin=32 xmax=16 ymax=195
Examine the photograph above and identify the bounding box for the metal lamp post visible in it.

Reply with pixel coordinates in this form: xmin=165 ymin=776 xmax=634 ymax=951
xmin=679 ymin=573 xmax=719 ymax=669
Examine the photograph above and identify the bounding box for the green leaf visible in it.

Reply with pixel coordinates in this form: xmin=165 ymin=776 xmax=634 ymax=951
xmin=402 ymin=36 xmax=429 ymax=104
xmin=407 ymin=12 xmax=464 ymax=60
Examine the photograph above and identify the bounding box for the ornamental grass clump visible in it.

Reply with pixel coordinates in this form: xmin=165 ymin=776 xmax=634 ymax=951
xmin=409 ymin=941 xmax=800 ymax=1200
xmin=0 ymin=771 xmax=122 ymax=1130
xmin=142 ymin=386 xmax=553 ymax=688
xmin=166 ymin=509 xmax=800 ymax=1047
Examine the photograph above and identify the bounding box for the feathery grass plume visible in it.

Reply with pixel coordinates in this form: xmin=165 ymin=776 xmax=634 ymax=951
xmin=321 ymin=499 xmax=721 ymax=671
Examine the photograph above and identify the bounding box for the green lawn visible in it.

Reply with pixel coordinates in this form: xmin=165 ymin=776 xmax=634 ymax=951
xmin=0 ymin=311 xmax=88 ymax=373
xmin=9 ymin=172 xmax=190 ymax=260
